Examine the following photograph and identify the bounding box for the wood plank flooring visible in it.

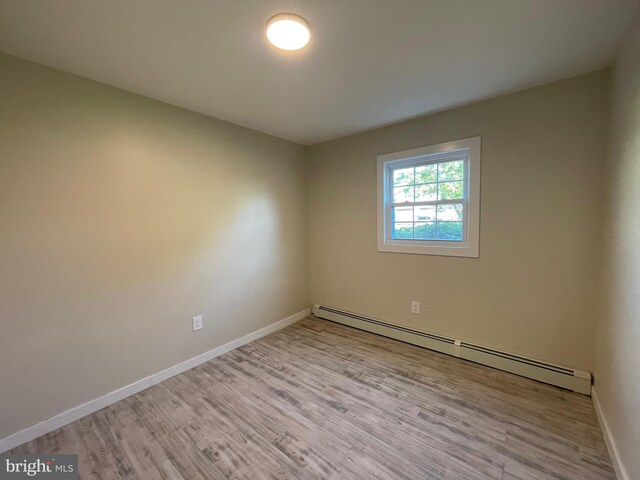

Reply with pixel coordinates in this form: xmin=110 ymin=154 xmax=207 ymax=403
xmin=12 ymin=317 xmax=615 ymax=479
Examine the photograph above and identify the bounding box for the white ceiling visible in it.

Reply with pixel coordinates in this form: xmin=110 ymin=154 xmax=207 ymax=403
xmin=1 ymin=1 xmax=638 ymax=145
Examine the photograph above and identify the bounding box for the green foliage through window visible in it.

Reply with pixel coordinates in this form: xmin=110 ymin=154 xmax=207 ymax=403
xmin=390 ymin=158 xmax=465 ymax=241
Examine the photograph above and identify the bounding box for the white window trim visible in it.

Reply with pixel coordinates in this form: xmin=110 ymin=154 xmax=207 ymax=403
xmin=377 ymin=136 xmax=481 ymax=257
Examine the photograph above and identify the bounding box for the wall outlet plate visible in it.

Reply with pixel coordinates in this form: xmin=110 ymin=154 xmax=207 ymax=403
xmin=192 ymin=315 xmax=203 ymax=331
xmin=411 ymin=301 xmax=420 ymax=314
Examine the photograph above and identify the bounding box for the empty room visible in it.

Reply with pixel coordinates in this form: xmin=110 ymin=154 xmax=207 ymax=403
xmin=1 ymin=1 xmax=639 ymax=479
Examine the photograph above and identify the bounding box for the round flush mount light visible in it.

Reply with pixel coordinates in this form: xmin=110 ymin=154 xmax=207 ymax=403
xmin=266 ymin=13 xmax=311 ymax=51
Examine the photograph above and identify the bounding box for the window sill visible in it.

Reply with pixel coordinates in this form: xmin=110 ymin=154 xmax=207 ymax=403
xmin=377 ymin=240 xmax=479 ymax=257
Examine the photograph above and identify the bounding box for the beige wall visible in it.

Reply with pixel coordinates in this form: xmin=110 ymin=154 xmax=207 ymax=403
xmin=595 ymin=14 xmax=640 ymax=480
xmin=308 ymin=70 xmax=610 ymax=372
xmin=0 ymin=53 xmax=309 ymax=439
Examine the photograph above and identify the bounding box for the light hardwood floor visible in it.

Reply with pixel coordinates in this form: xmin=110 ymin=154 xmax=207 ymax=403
xmin=12 ymin=317 xmax=615 ymax=479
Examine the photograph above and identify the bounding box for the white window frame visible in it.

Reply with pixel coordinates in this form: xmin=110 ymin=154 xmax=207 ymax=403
xmin=377 ymin=136 xmax=481 ymax=257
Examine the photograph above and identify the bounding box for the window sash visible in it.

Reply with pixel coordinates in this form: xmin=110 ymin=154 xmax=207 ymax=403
xmin=390 ymin=198 xmax=463 ymax=207
xmin=385 ymin=155 xmax=469 ymax=242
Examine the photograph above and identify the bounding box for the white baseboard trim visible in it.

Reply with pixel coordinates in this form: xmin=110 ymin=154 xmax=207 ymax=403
xmin=592 ymin=387 xmax=629 ymax=480
xmin=0 ymin=308 xmax=311 ymax=454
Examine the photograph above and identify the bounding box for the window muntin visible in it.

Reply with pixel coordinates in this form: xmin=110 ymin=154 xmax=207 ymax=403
xmin=389 ymin=157 xmax=467 ymax=242
xmin=377 ymin=136 xmax=480 ymax=257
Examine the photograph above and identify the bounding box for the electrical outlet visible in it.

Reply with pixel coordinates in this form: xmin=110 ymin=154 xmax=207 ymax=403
xmin=192 ymin=315 xmax=203 ymax=331
xmin=411 ymin=301 xmax=420 ymax=314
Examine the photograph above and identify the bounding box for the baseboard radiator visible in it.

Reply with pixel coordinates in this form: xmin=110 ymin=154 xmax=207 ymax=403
xmin=312 ymin=304 xmax=592 ymax=395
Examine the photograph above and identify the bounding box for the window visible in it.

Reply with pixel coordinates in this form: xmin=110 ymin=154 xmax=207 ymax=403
xmin=377 ymin=136 xmax=480 ymax=257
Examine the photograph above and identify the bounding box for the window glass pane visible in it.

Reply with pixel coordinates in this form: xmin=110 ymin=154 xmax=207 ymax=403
xmin=393 ymin=186 xmax=414 ymax=203
xmin=393 ymin=167 xmax=414 ymax=186
xmin=415 ymin=183 xmax=437 ymax=202
xmin=414 ymin=222 xmax=437 ymax=240
xmin=392 ymin=206 xmax=413 ymax=223
xmin=415 ymin=164 xmax=437 ymax=184
xmin=414 ymin=205 xmax=436 ymax=222
xmin=437 ymin=203 xmax=463 ymax=222
xmin=438 ymin=180 xmax=464 ymax=200
xmin=393 ymin=223 xmax=413 ymax=239
xmin=438 ymin=160 xmax=464 ymax=182
xmin=437 ymin=222 xmax=463 ymax=241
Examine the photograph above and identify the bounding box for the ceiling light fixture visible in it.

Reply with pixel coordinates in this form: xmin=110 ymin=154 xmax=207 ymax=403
xmin=266 ymin=13 xmax=311 ymax=51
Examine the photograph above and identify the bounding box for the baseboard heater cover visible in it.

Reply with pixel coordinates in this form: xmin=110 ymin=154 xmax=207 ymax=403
xmin=312 ymin=305 xmax=591 ymax=395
